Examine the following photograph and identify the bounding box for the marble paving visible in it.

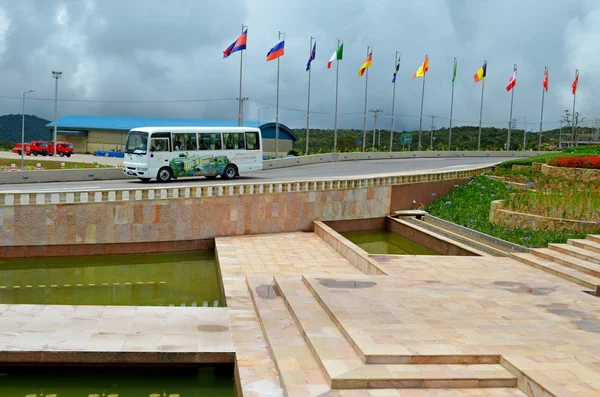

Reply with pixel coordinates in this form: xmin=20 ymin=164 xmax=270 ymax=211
xmin=0 ymin=305 xmax=234 ymax=363
xmin=217 ymin=233 xmax=600 ymax=397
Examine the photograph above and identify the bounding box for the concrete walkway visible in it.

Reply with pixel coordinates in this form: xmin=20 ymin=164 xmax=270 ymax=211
xmin=216 ymin=232 xmax=600 ymax=397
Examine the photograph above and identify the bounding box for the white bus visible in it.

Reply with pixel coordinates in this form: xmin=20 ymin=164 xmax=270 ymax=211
xmin=123 ymin=126 xmax=263 ymax=182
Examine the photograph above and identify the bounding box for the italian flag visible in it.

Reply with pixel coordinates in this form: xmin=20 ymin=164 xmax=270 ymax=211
xmin=327 ymin=43 xmax=343 ymax=69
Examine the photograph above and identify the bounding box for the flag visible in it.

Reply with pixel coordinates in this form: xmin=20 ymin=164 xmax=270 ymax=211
xmin=392 ymin=55 xmax=401 ymax=83
xmin=266 ymin=40 xmax=285 ymax=62
xmin=306 ymin=42 xmax=316 ymax=71
xmin=327 ymin=43 xmax=343 ymax=69
xmin=358 ymin=51 xmax=372 ymax=77
xmin=542 ymin=68 xmax=549 ymax=92
xmin=572 ymin=71 xmax=579 ymax=95
xmin=452 ymin=58 xmax=457 ymax=84
xmin=413 ymin=56 xmax=429 ymax=78
xmin=506 ymin=65 xmax=517 ymax=92
xmin=223 ymin=29 xmax=248 ymax=59
xmin=473 ymin=61 xmax=486 ymax=83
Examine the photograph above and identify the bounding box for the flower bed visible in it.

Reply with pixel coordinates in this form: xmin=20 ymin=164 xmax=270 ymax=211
xmin=490 ymin=200 xmax=600 ymax=233
xmin=547 ymin=155 xmax=600 ymax=169
xmin=540 ymin=163 xmax=600 ymax=182
xmin=425 ymin=174 xmax=589 ymax=247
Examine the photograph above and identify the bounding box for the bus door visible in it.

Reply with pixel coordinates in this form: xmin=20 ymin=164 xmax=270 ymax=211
xmin=148 ymin=132 xmax=171 ymax=175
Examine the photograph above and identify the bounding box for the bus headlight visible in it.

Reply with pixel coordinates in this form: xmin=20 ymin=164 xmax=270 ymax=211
xmin=138 ymin=167 xmax=148 ymax=171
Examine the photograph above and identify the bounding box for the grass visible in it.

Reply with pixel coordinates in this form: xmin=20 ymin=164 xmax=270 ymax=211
xmin=497 ymin=145 xmax=600 ymax=169
xmin=426 ymin=174 xmax=591 ymax=248
xmin=0 ymin=158 xmax=114 ymax=170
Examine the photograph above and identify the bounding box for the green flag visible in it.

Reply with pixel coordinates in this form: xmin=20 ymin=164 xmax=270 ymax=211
xmin=452 ymin=57 xmax=457 ymax=83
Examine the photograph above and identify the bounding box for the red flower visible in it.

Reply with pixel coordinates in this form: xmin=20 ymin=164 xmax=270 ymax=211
xmin=548 ymin=156 xmax=600 ymax=169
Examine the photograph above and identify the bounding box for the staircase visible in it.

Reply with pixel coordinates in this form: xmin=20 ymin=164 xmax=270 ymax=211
xmin=510 ymin=234 xmax=600 ymax=296
xmin=248 ymin=276 xmax=529 ymax=396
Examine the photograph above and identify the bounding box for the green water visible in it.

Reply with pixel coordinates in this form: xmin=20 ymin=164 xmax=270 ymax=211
xmin=0 ymin=251 xmax=223 ymax=307
xmin=341 ymin=230 xmax=437 ymax=255
xmin=0 ymin=365 xmax=236 ymax=397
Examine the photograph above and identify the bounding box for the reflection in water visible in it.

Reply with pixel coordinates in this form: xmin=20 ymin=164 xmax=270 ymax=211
xmin=341 ymin=230 xmax=437 ymax=255
xmin=0 ymin=366 xmax=236 ymax=397
xmin=0 ymin=251 xmax=223 ymax=307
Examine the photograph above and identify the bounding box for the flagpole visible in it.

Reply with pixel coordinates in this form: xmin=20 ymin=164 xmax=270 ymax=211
xmin=449 ymin=57 xmax=456 ymax=151
xmin=507 ymin=64 xmax=516 ymax=150
xmin=390 ymin=51 xmax=400 ymax=152
xmin=362 ymin=45 xmax=370 ymax=152
xmin=238 ymin=24 xmax=246 ymax=127
xmin=306 ymin=36 xmax=314 ymax=155
xmin=275 ymin=31 xmax=284 ymax=158
xmin=334 ymin=39 xmax=341 ymax=152
xmin=418 ymin=54 xmax=427 ymax=151
xmin=572 ymin=69 xmax=578 ymax=145
xmin=538 ymin=66 xmax=547 ymax=151
xmin=477 ymin=60 xmax=486 ymax=151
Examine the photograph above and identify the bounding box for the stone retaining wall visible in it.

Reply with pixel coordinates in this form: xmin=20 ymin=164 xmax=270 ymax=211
xmin=489 ymin=200 xmax=600 ymax=232
xmin=0 ymin=168 xmax=488 ymax=253
xmin=541 ymin=163 xmax=600 ymax=182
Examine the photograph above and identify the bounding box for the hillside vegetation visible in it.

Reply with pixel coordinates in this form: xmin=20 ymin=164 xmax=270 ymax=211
xmin=0 ymin=114 xmax=51 ymax=150
xmin=292 ymin=125 xmax=592 ymax=154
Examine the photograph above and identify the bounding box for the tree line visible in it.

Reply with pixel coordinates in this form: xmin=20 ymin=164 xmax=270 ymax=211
xmin=291 ymin=125 xmax=598 ymax=154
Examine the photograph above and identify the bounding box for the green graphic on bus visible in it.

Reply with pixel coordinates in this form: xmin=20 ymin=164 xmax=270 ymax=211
xmin=169 ymin=154 xmax=230 ymax=178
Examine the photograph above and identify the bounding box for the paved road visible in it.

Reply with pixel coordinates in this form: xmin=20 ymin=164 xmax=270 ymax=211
xmin=0 ymin=157 xmax=510 ymax=192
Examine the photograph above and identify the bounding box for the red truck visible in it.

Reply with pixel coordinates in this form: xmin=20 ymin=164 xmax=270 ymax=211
xmin=49 ymin=141 xmax=74 ymax=157
xmin=12 ymin=141 xmax=73 ymax=157
xmin=12 ymin=140 xmax=51 ymax=156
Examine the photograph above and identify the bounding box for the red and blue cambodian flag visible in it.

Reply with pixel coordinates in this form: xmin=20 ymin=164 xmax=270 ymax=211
xmin=223 ymin=29 xmax=248 ymax=59
xmin=306 ymin=42 xmax=316 ymax=71
xmin=266 ymin=40 xmax=285 ymax=62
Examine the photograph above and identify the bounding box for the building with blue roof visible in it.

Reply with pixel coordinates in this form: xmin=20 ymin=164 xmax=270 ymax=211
xmin=46 ymin=115 xmax=297 ymax=155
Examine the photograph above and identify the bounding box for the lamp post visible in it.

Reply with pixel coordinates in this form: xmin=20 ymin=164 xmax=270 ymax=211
xmin=52 ymin=71 xmax=62 ymax=156
xmin=21 ymin=89 xmax=35 ymax=171
xmin=258 ymin=106 xmax=270 ymax=127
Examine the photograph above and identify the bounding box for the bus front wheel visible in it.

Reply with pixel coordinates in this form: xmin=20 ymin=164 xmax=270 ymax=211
xmin=157 ymin=167 xmax=172 ymax=183
xmin=222 ymin=165 xmax=237 ymax=180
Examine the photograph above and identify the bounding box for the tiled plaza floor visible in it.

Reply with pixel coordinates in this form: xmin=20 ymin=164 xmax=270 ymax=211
xmin=217 ymin=233 xmax=600 ymax=397
xmin=0 ymin=305 xmax=234 ymax=363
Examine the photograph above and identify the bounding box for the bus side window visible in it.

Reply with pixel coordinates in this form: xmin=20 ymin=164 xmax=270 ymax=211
xmin=199 ymin=133 xmax=222 ymax=150
xmin=150 ymin=138 xmax=169 ymax=152
xmin=245 ymin=131 xmax=259 ymax=150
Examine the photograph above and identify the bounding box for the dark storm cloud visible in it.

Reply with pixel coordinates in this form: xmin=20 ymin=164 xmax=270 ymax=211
xmin=0 ymin=0 xmax=597 ymax=131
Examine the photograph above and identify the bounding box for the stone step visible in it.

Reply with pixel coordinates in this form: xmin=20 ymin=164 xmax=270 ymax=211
xmin=549 ymin=243 xmax=600 ymax=265
xmin=274 ymin=277 xmax=517 ymax=390
xmin=531 ymin=247 xmax=600 ymax=277
xmin=274 ymin=276 xmax=364 ymax=380
xmin=247 ymin=277 xmax=330 ymax=397
xmin=510 ymin=253 xmax=600 ymax=296
xmin=587 ymin=234 xmax=600 ymax=244
xmin=570 ymin=238 xmax=600 ymax=254
xmin=321 ymin=389 xmax=527 ymax=397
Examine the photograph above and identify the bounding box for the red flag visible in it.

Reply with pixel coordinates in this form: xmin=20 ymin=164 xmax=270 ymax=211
xmin=506 ymin=65 xmax=517 ymax=92
xmin=572 ymin=71 xmax=579 ymax=95
xmin=542 ymin=68 xmax=548 ymax=92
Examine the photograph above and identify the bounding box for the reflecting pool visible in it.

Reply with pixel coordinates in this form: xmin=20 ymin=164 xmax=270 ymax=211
xmin=342 ymin=230 xmax=437 ymax=255
xmin=0 ymin=365 xmax=236 ymax=397
xmin=0 ymin=251 xmax=223 ymax=307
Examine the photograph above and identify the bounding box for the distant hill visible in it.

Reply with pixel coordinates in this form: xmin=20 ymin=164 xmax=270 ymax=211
xmin=0 ymin=114 xmax=52 ymax=144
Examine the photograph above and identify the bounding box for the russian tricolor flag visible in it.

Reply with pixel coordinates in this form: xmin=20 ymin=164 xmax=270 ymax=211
xmin=223 ymin=29 xmax=247 ymax=59
xmin=267 ymin=40 xmax=285 ymax=62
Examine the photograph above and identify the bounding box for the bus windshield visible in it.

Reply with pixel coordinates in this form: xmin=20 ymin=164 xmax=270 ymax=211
xmin=125 ymin=132 xmax=149 ymax=155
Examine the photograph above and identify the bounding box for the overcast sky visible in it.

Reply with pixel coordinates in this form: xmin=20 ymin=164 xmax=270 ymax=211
xmin=0 ymin=0 xmax=598 ymax=132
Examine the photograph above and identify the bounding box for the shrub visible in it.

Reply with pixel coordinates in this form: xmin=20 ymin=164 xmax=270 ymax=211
xmin=547 ymin=156 xmax=600 ymax=169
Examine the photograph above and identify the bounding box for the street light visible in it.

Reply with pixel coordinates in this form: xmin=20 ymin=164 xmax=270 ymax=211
xmin=21 ymin=89 xmax=35 ymax=171
xmin=52 ymin=71 xmax=62 ymax=156
xmin=258 ymin=107 xmax=270 ymax=127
